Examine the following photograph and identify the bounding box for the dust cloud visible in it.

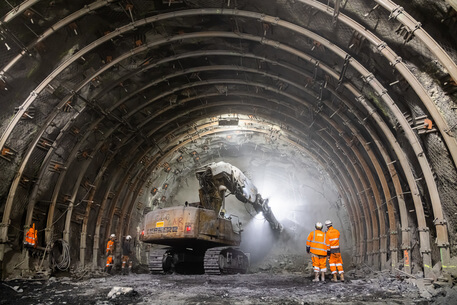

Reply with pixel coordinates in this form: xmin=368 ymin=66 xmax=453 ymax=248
xmin=159 ymin=155 xmax=351 ymax=269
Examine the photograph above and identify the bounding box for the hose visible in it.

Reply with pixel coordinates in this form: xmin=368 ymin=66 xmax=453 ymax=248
xmin=50 ymin=239 xmax=70 ymax=271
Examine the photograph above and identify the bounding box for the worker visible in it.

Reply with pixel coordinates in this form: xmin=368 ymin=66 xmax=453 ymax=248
xmin=325 ymin=220 xmax=344 ymax=282
xmin=24 ymin=223 xmax=37 ymax=248
xmin=306 ymin=222 xmax=329 ymax=282
xmin=105 ymin=233 xmax=116 ymax=274
xmin=121 ymin=235 xmax=133 ymax=275
xmin=424 ymin=118 xmax=433 ymax=130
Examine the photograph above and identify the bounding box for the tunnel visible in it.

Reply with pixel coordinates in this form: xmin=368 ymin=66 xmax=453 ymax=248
xmin=1 ymin=0 xmax=457 ymax=303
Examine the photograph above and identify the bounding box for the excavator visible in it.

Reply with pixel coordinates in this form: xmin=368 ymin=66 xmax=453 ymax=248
xmin=141 ymin=161 xmax=282 ymax=274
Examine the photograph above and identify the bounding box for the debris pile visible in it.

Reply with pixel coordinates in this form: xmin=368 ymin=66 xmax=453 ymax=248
xmin=250 ymin=253 xmax=305 ymax=274
xmin=107 ymin=286 xmax=136 ymax=299
xmin=347 ymin=265 xmax=457 ymax=303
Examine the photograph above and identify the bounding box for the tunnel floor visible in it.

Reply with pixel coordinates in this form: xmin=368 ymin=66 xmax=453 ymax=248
xmin=1 ymin=270 xmax=455 ymax=304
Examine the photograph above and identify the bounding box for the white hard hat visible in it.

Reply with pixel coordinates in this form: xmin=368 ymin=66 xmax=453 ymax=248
xmin=126 ymin=235 xmax=132 ymax=240
xmin=325 ymin=220 xmax=332 ymax=227
xmin=315 ymin=222 xmax=323 ymax=230
xmin=110 ymin=234 xmax=116 ymax=238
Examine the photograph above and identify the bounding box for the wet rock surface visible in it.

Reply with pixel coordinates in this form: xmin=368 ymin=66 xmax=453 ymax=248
xmin=2 ymin=269 xmax=456 ymax=304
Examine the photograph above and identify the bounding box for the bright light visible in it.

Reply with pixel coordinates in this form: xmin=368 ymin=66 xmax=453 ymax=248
xmin=265 ymin=196 xmax=288 ymax=221
xmin=256 ymin=178 xmax=303 ymax=223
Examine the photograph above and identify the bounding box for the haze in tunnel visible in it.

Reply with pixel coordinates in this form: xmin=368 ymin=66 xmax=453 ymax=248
xmin=0 ymin=0 xmax=457 ymax=285
xmin=158 ymin=146 xmax=351 ymax=265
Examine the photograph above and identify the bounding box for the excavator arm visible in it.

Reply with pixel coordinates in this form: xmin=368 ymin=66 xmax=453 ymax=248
xmin=196 ymin=162 xmax=283 ymax=233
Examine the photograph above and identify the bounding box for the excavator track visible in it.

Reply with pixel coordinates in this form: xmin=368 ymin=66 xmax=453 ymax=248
xmin=149 ymin=249 xmax=170 ymax=274
xmin=204 ymin=247 xmax=249 ymax=275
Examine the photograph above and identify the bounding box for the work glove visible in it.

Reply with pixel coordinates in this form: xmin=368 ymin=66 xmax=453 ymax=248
xmin=327 ymin=250 xmax=330 ymax=256
xmin=306 ymin=246 xmax=310 ymax=254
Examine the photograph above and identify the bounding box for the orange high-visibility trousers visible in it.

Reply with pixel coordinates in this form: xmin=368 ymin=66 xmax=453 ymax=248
xmin=106 ymin=255 xmax=113 ymax=267
xmin=329 ymin=253 xmax=344 ymax=274
xmin=311 ymin=254 xmax=327 ymax=272
xmin=122 ymin=255 xmax=132 ymax=269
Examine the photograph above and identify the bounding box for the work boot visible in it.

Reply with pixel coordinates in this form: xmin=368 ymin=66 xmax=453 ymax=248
xmin=340 ymin=273 xmax=345 ymax=282
xmin=320 ymin=272 xmax=325 ymax=282
xmin=331 ymin=273 xmax=338 ymax=282
xmin=312 ymin=272 xmax=320 ymax=282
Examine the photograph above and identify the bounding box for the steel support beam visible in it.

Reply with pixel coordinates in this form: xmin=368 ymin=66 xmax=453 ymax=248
xmin=1 ymin=0 xmax=40 ymax=23
xmin=2 ymin=8 xmax=442 ymax=274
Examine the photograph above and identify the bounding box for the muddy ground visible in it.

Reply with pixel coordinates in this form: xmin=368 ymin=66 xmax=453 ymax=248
xmin=1 ymin=268 xmax=457 ymax=305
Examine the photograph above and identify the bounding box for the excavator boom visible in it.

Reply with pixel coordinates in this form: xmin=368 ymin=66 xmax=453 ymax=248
xmin=195 ymin=162 xmax=282 ymax=233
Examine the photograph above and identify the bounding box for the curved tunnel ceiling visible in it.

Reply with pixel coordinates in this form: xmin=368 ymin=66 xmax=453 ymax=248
xmin=1 ymin=0 xmax=457 ymax=276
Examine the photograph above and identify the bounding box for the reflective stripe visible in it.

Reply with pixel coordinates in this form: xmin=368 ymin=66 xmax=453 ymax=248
xmin=329 ymin=264 xmax=336 ymax=266
xmin=331 ymin=246 xmax=339 ymax=249
xmin=332 ymin=271 xmax=337 ymax=274
xmin=314 ymin=241 xmax=327 ymax=245
xmin=336 ymin=263 xmax=342 ymax=266
xmin=329 ymin=238 xmax=338 ymax=241
xmin=321 ymin=268 xmax=327 ymax=272
xmin=339 ymin=271 xmax=344 ymax=274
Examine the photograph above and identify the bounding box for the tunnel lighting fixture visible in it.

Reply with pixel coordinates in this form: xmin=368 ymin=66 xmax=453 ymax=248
xmin=219 ymin=118 xmax=239 ymax=126
xmin=270 ymin=125 xmax=282 ymax=132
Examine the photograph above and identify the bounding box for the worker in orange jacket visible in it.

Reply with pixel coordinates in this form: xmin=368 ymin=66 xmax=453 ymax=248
xmin=325 ymin=220 xmax=344 ymax=281
xmin=105 ymin=233 xmax=116 ymax=274
xmin=306 ymin=222 xmax=329 ymax=282
xmin=24 ymin=223 xmax=37 ymax=248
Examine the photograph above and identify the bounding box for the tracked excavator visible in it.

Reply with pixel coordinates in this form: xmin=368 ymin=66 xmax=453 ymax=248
xmin=141 ymin=161 xmax=282 ymax=274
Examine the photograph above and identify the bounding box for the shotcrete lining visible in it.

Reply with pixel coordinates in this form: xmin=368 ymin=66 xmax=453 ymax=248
xmin=0 ymin=0 xmax=454 ymax=276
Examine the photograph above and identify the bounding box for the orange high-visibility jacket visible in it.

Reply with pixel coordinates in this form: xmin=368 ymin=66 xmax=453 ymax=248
xmin=325 ymin=227 xmax=341 ymax=253
xmin=25 ymin=227 xmax=37 ymax=247
xmin=106 ymin=240 xmax=114 ymax=254
xmin=306 ymin=230 xmax=328 ymax=256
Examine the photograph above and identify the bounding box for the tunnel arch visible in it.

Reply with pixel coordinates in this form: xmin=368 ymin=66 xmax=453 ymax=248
xmin=0 ymin=0 xmax=456 ymax=279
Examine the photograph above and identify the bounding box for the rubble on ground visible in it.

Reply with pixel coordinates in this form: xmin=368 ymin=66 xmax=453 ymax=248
xmin=107 ymin=286 xmax=136 ymax=299
xmin=1 ymin=261 xmax=456 ymax=304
